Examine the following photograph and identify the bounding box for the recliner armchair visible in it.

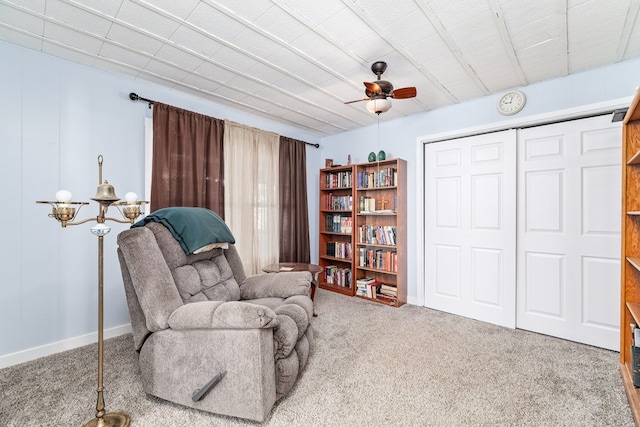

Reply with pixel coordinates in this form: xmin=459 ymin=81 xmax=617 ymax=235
xmin=116 ymin=208 xmax=314 ymax=422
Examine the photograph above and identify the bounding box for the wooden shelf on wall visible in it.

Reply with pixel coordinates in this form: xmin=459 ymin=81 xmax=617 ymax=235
xmin=620 ymin=88 xmax=640 ymax=426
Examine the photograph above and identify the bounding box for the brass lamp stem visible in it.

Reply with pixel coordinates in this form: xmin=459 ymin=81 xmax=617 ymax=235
xmin=83 ymin=232 xmax=130 ymax=427
xmin=96 ymin=234 xmax=106 ymax=420
xmin=82 ymin=200 xmax=130 ymax=427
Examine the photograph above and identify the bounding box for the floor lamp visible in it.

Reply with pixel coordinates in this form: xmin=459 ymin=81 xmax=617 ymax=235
xmin=37 ymin=155 xmax=147 ymax=427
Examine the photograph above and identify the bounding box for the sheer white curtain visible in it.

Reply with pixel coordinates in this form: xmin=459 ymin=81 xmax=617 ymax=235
xmin=223 ymin=121 xmax=280 ymax=274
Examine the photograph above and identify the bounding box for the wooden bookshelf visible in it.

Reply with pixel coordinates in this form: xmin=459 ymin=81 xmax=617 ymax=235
xmin=353 ymin=158 xmax=407 ymax=307
xmin=318 ymin=164 xmax=356 ymax=296
xmin=317 ymin=159 xmax=407 ymax=307
xmin=621 ymin=88 xmax=640 ymax=426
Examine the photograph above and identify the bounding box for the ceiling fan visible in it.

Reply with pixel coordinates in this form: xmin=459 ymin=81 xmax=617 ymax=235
xmin=344 ymin=61 xmax=417 ymax=114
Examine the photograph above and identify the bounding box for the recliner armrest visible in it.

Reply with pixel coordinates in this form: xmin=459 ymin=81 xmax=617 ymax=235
xmin=168 ymin=301 xmax=279 ymax=330
xmin=240 ymin=272 xmax=311 ymax=300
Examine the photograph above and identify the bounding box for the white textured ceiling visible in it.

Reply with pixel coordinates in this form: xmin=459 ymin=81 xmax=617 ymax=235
xmin=1 ymin=0 xmax=639 ymax=136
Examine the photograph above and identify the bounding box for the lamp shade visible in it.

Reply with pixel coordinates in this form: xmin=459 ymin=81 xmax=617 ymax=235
xmin=55 ymin=189 xmax=72 ymax=203
xmin=124 ymin=192 xmax=138 ymax=204
xmin=366 ymin=98 xmax=392 ymax=114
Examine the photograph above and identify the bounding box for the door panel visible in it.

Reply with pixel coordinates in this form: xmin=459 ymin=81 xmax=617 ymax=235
xmin=517 ymin=115 xmax=621 ymax=350
xmin=435 ymin=177 xmax=460 ymax=228
xmin=424 ymin=130 xmax=516 ymax=328
xmin=423 ymin=116 xmax=620 ymax=348
xmin=471 ymin=247 xmax=502 ymax=306
xmin=434 ymin=245 xmax=461 ymax=298
xmin=523 ymin=251 xmax=564 ymax=318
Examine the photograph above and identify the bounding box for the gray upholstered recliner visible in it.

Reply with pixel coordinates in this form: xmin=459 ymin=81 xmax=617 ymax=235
xmin=116 ymin=211 xmax=314 ymax=422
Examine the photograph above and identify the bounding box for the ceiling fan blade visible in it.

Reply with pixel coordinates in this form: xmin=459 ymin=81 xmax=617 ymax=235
xmin=364 ymin=81 xmax=382 ymax=94
xmin=391 ymin=87 xmax=417 ymax=99
xmin=344 ymin=98 xmax=371 ymax=105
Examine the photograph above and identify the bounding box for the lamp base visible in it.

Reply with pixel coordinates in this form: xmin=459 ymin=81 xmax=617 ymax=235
xmin=82 ymin=412 xmax=131 ymax=427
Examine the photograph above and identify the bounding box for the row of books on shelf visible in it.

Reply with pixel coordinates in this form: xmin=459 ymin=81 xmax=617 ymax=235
xmin=355 ymin=277 xmax=397 ymax=303
xmin=324 ymin=266 xmax=352 ymax=288
xmin=358 ymin=195 xmax=397 ymax=213
xmin=357 ymin=168 xmax=397 ymax=189
xmin=326 ymin=241 xmax=352 ymax=260
xmin=359 ymin=196 xmax=377 ymax=213
xmin=323 ymin=194 xmax=352 ymax=211
xmin=358 ymin=225 xmax=397 ymax=246
xmin=359 ymin=248 xmax=397 ymax=272
xmin=325 ymin=215 xmax=353 ymax=233
xmin=325 ymin=171 xmax=353 ymax=189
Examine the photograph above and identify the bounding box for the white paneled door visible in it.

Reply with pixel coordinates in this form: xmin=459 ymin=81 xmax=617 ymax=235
xmin=424 ymin=130 xmax=517 ymax=328
xmin=517 ymin=115 xmax=621 ymax=350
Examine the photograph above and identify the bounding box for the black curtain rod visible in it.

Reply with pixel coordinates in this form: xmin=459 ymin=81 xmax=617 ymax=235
xmin=129 ymin=92 xmax=154 ymax=107
xmin=129 ymin=92 xmax=320 ymax=148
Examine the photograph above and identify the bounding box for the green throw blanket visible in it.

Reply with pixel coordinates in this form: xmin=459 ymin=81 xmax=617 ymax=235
xmin=133 ymin=207 xmax=235 ymax=254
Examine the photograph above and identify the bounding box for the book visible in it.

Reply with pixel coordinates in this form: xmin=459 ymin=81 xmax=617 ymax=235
xmin=366 ymin=282 xmax=376 ymax=298
xmin=376 ymin=294 xmax=397 ymax=304
xmin=355 ymin=277 xmax=378 ymax=297
xmin=379 ymin=284 xmax=397 ymax=297
xmin=325 ymin=265 xmax=352 ymax=288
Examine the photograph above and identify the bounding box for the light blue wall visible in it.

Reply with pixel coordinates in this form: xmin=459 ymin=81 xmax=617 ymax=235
xmin=0 ymin=40 xmax=320 ymax=360
xmin=3 ymin=36 xmax=640 ymax=360
xmin=319 ymin=57 xmax=640 ymax=304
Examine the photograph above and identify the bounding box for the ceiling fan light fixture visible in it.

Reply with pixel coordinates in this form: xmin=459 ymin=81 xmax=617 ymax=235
xmin=366 ymin=98 xmax=392 ymax=114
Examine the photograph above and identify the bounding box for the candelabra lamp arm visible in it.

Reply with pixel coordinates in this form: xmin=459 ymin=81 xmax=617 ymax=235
xmin=67 ymin=216 xmax=101 ymax=227
xmin=104 ymin=216 xmax=135 ymax=225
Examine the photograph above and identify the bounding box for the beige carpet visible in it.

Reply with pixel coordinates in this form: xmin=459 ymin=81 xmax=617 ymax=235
xmin=0 ymin=289 xmax=634 ymax=426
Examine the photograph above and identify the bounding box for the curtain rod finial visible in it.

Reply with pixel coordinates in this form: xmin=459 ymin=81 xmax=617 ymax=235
xmin=129 ymin=92 xmax=139 ymax=101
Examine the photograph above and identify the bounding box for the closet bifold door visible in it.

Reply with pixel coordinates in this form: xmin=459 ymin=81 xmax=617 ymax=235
xmin=423 ymin=129 xmax=516 ymax=328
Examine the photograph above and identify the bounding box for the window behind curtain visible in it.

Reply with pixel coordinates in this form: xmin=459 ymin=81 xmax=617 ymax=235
xmin=147 ymin=107 xmax=310 ymax=273
xmin=223 ymin=121 xmax=280 ymax=274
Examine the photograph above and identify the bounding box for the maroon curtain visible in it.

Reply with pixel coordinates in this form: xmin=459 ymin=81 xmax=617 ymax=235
xmin=279 ymin=136 xmax=310 ymax=263
xmin=151 ymin=103 xmax=225 ymax=217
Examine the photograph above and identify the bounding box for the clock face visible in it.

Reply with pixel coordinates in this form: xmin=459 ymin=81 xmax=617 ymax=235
xmin=497 ymin=91 xmax=526 ymax=115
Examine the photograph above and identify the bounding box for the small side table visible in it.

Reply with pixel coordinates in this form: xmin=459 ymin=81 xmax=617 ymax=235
xmin=262 ymin=262 xmax=322 ymax=316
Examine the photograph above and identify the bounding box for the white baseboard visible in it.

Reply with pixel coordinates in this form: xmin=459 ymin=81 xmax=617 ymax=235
xmin=0 ymin=324 xmax=132 ymax=369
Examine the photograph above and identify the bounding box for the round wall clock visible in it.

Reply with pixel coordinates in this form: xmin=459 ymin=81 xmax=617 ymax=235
xmin=497 ymin=90 xmax=526 ymax=116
